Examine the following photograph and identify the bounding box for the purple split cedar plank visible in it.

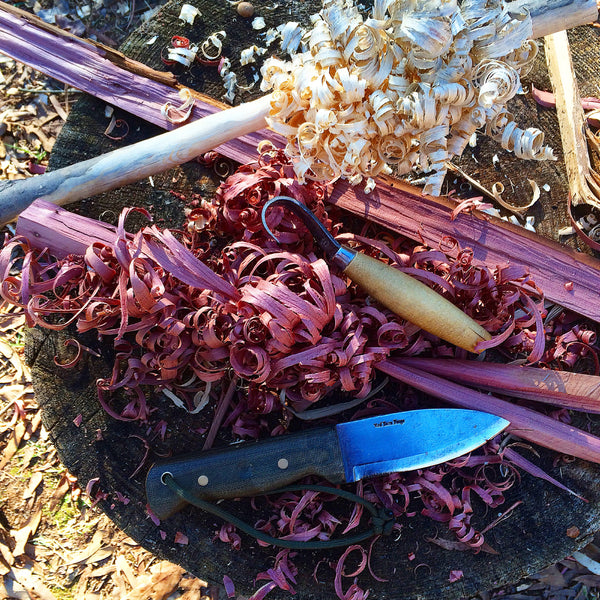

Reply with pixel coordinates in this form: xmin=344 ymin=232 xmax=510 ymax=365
xmin=0 ymin=2 xmax=272 ymax=163
xmin=17 ymin=199 xmax=123 ymax=257
xmin=377 ymin=359 xmax=600 ymax=464
xmin=328 ymin=178 xmax=600 ymax=322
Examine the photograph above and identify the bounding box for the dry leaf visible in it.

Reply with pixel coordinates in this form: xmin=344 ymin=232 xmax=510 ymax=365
xmin=178 ymin=575 xmax=207 ymax=599
xmin=46 ymin=474 xmax=71 ymax=514
xmin=23 ymin=471 xmax=43 ymax=500
xmin=116 ymin=554 xmax=137 ymax=588
xmin=531 ymin=564 xmax=567 ymax=588
xmin=122 ymin=561 xmax=186 ymax=600
xmin=572 ymin=551 xmax=600 ymax=576
xmin=10 ymin=509 xmax=42 ymax=557
xmin=0 ymin=420 xmax=25 ymax=469
xmin=65 ymin=530 xmax=108 ymax=566
xmin=9 ymin=566 xmax=59 ymax=600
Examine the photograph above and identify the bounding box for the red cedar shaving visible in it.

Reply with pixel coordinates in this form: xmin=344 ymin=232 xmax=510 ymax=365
xmin=2 ymin=149 xmax=599 ymax=598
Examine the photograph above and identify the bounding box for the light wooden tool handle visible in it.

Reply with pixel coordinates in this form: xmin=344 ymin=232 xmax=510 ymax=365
xmin=344 ymin=252 xmax=491 ymax=353
xmin=0 ymin=95 xmax=272 ymax=225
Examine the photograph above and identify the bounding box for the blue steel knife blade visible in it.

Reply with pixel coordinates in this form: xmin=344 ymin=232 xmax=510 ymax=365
xmin=146 ymin=408 xmax=508 ymax=519
xmin=336 ymin=408 xmax=508 ymax=482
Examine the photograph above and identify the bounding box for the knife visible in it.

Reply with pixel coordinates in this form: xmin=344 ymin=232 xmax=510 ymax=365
xmin=146 ymin=408 xmax=508 ymax=520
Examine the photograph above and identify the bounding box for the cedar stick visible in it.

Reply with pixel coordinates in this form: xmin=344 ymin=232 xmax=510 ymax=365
xmin=376 ymin=359 xmax=600 ymax=464
xmin=394 ymin=357 xmax=600 ymax=413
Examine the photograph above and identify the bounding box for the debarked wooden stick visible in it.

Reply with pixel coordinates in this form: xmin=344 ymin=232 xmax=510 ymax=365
xmin=0 ymin=0 xmax=598 ymax=225
xmin=0 ymin=94 xmax=272 ymax=224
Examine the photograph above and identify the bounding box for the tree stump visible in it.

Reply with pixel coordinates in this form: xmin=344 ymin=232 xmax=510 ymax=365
xmin=25 ymin=1 xmax=600 ymax=598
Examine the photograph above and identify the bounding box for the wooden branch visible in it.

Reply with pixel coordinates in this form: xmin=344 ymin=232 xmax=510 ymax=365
xmin=544 ymin=30 xmax=600 ymax=210
xmin=0 ymin=95 xmax=272 ymax=221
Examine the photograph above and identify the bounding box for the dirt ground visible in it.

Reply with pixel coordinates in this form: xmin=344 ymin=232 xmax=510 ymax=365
xmin=2 ymin=0 xmax=600 ymax=599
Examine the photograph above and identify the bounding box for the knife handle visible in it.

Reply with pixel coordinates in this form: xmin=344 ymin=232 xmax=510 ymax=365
xmin=145 ymin=426 xmax=345 ymax=520
xmin=344 ymin=252 xmax=491 ymax=353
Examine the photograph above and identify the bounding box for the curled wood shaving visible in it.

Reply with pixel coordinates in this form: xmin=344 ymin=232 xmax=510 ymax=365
xmin=201 ymin=31 xmax=226 ymax=61
xmin=178 ymin=3 xmax=201 ymax=25
xmin=240 ymin=45 xmax=267 ymax=66
xmin=161 ymin=87 xmax=195 ymax=124
xmin=261 ymin=0 xmax=553 ymax=196
xmin=219 ymin=58 xmax=238 ymax=103
xmin=446 ymin=163 xmax=540 ymax=216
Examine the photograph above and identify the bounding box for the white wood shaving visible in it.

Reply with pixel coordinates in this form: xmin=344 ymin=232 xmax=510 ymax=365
xmin=179 ymin=3 xmax=201 ymax=25
xmin=240 ymin=45 xmax=267 ymax=66
xmin=524 ymin=215 xmax=535 ymax=232
xmin=263 ymin=27 xmax=281 ymax=47
xmin=558 ymin=226 xmax=575 ymax=236
xmin=219 ymin=58 xmax=238 ymax=103
xmin=167 ymin=45 xmax=199 ymax=67
xmin=161 ymin=87 xmax=195 ymax=124
xmin=201 ymin=31 xmax=226 ymax=61
xmin=260 ymin=0 xmax=554 ymax=195
xmin=279 ymin=21 xmax=305 ymax=54
xmin=252 ymin=16 xmax=266 ymax=30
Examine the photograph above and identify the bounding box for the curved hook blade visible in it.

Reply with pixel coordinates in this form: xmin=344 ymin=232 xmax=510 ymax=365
xmin=261 ymin=196 xmax=341 ymax=260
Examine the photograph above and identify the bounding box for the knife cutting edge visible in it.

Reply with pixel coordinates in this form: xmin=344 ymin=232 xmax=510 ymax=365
xmin=146 ymin=408 xmax=509 ymax=520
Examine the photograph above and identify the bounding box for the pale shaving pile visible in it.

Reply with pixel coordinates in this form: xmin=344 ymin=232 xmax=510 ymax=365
xmin=260 ymin=0 xmax=554 ymax=196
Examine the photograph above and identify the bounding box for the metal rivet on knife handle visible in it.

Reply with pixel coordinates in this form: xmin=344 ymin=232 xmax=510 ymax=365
xmin=197 ymin=475 xmax=209 ymax=486
xmin=278 ymin=458 xmax=289 ymax=469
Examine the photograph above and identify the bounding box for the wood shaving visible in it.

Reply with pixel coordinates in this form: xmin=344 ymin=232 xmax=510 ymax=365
xmin=160 ymin=88 xmax=195 ymax=124
xmin=260 ymin=0 xmax=554 ymax=195
xmin=240 ymin=44 xmax=266 ymax=66
xmin=278 ymin=21 xmax=305 ymax=54
xmin=252 ymin=16 xmax=266 ymax=30
xmin=219 ymin=58 xmax=237 ymax=103
xmin=200 ymin=31 xmax=226 ymax=61
xmin=178 ymin=3 xmax=201 ymax=25
xmin=166 ymin=45 xmax=198 ymax=67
